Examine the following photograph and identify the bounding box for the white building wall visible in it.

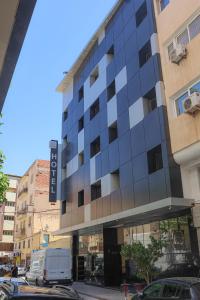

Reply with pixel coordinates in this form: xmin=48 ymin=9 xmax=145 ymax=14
xmin=1 ymin=176 xmax=19 ymax=248
xmin=84 ymin=55 xmax=110 ymax=112
xmin=63 ymin=80 xmax=74 ymax=112
xmin=107 ymin=95 xmax=117 ymax=126
xmin=174 ymin=142 xmax=200 ymax=252
xmin=5 ymin=191 xmax=16 ymax=202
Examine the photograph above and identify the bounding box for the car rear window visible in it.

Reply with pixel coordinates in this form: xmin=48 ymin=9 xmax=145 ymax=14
xmin=162 ymin=283 xmax=181 ymax=297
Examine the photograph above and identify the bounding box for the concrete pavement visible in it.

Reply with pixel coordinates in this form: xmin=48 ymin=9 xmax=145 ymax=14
xmin=73 ymin=282 xmax=123 ymax=300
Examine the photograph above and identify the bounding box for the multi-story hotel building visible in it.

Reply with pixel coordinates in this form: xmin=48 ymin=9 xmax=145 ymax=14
xmin=56 ymin=0 xmax=198 ymax=285
xmin=154 ymin=0 xmax=200 ymax=249
xmin=14 ymin=160 xmax=60 ymax=266
xmin=0 ymin=175 xmax=20 ymax=263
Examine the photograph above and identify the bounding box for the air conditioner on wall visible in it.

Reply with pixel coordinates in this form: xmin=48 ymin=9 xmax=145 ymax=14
xmin=182 ymin=92 xmax=200 ymax=113
xmin=169 ymin=44 xmax=187 ymax=64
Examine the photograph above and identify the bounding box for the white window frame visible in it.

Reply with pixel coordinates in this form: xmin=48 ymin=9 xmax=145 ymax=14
xmin=166 ymin=12 xmax=200 ymax=60
xmin=173 ymin=78 xmax=200 ymax=117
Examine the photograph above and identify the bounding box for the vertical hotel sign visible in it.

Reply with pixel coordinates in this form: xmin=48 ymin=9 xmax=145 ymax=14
xmin=49 ymin=140 xmax=58 ymax=202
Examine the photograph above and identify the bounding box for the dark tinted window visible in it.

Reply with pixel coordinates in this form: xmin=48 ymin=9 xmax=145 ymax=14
xmin=79 ymin=86 xmax=84 ymax=101
xmin=78 ymin=116 xmax=84 ymax=132
xmin=78 ymin=190 xmax=84 ymax=207
xmin=143 ymin=88 xmax=157 ymax=113
xmin=63 ymin=109 xmax=68 ymax=121
xmin=108 ymin=121 xmax=118 ymax=143
xmin=147 ymin=145 xmax=163 ymax=174
xmin=61 ymin=200 xmax=66 ymax=214
xmin=136 ymin=1 xmax=147 ymax=27
xmin=90 ymin=136 xmax=100 ymax=158
xmin=91 ymin=181 xmax=101 ymax=201
xmin=90 ymin=66 xmax=99 ymax=86
xmin=107 ymin=80 xmax=116 ymax=101
xmin=90 ymin=99 xmax=99 ymax=120
xmin=107 ymin=45 xmax=114 ymax=55
xmin=162 ymin=283 xmax=181 ymax=297
xmin=181 ymin=287 xmax=191 ymax=299
xmin=139 ymin=41 xmax=152 ymax=67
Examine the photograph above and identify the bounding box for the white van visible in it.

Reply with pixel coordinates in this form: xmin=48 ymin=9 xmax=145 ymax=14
xmin=26 ymin=248 xmax=72 ymax=286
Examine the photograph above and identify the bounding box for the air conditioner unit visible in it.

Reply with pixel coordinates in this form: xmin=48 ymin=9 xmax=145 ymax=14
xmin=182 ymin=92 xmax=200 ymax=113
xmin=169 ymin=44 xmax=187 ymax=64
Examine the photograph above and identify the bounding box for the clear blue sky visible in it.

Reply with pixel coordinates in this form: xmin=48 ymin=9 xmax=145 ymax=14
xmin=1 ymin=0 xmax=116 ymax=176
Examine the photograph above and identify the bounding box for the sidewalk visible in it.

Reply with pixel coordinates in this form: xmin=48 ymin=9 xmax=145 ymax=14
xmin=73 ymin=282 xmax=123 ymax=300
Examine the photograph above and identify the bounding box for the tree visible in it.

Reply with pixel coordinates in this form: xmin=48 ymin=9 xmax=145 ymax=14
xmin=121 ymin=236 xmax=167 ymax=284
xmin=0 ymin=118 xmax=9 ymax=203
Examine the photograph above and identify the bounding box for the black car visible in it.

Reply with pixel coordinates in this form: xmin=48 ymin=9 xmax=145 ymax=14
xmin=133 ymin=277 xmax=200 ymax=300
xmin=0 ymin=281 xmax=82 ymax=299
xmin=159 ymin=264 xmax=199 ymax=279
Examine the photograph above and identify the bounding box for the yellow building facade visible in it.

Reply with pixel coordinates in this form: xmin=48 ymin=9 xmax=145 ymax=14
xmin=14 ymin=160 xmax=60 ymax=265
xmin=154 ymin=0 xmax=200 ymax=248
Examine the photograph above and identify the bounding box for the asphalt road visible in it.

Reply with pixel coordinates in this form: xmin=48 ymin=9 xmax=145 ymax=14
xmin=81 ymin=296 xmax=100 ymax=300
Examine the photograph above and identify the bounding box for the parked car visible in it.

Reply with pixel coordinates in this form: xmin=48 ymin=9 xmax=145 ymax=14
xmin=159 ymin=263 xmax=199 ymax=279
xmin=0 ymin=281 xmax=82 ymax=299
xmin=26 ymin=248 xmax=72 ymax=286
xmin=53 ymin=285 xmax=81 ymax=299
xmin=17 ymin=266 xmax=27 ymax=276
xmin=0 ymin=277 xmax=29 ymax=286
xmin=133 ymin=277 xmax=200 ymax=299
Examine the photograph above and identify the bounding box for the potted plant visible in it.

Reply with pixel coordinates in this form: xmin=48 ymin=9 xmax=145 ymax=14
xmin=121 ymin=236 xmax=167 ymax=286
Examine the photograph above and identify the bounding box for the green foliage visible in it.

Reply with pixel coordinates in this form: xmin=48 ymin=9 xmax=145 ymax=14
xmin=0 ymin=117 xmax=9 ymax=203
xmin=121 ymin=236 xmax=167 ymax=284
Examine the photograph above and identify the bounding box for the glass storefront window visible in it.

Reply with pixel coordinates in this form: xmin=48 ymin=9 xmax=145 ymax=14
xmin=77 ymin=215 xmax=195 ymax=285
xmin=79 ymin=233 xmax=104 ymax=285
xmin=123 ymin=215 xmax=194 ymax=280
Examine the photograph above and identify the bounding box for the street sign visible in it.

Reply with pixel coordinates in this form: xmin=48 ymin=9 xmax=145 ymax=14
xmin=49 ymin=140 xmax=58 ymax=202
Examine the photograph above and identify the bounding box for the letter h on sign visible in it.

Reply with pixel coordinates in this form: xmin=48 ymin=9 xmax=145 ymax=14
xmin=49 ymin=140 xmax=58 ymax=202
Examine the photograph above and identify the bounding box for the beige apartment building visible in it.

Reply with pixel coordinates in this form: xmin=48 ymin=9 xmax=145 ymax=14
xmin=14 ymin=160 xmax=60 ymax=266
xmin=0 ymin=175 xmax=20 ymax=263
xmin=154 ymin=0 xmax=200 ymax=248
